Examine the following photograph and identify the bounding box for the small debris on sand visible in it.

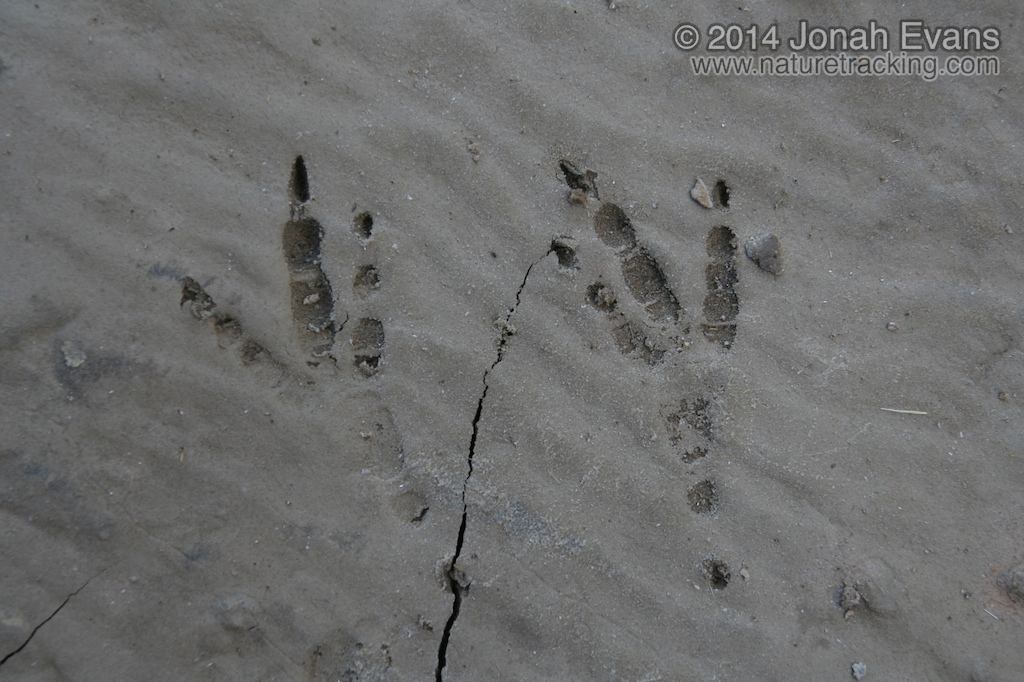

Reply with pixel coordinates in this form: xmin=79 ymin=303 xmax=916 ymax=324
xmin=61 ymin=340 xmax=87 ymax=368
xmin=690 ymin=178 xmax=713 ymax=209
xmin=744 ymin=232 xmax=783 ymax=275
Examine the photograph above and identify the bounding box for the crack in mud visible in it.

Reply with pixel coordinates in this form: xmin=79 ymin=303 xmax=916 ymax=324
xmin=0 ymin=577 xmax=93 ymax=668
xmin=435 ymin=249 xmax=550 ymax=681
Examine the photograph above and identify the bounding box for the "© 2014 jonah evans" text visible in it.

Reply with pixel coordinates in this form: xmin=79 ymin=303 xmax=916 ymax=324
xmin=788 ymin=20 xmax=1000 ymax=52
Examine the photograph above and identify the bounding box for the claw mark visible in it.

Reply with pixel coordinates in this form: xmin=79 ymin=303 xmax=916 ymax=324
xmin=0 ymin=578 xmax=92 ymax=667
xmin=290 ymin=155 xmax=311 ymax=204
xmin=436 ymin=247 xmax=553 ymax=681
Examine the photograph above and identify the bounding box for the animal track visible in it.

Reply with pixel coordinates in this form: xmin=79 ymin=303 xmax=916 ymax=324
xmin=177 ymin=155 xmax=389 ymax=377
xmin=687 ymin=479 xmax=718 ymax=514
xmin=570 ymin=162 xmax=753 ymax=534
xmin=281 ymin=156 xmax=386 ymax=375
xmin=593 ymin=203 xmax=636 ymax=249
xmin=621 ymin=249 xmax=679 ymax=322
xmin=352 ymin=211 xmax=374 ymax=242
xmin=559 ymin=159 xmax=599 ymax=203
xmin=550 ymin=236 xmax=579 ymax=271
xmin=711 ymin=180 xmax=730 ymax=210
xmin=586 ymin=282 xmax=617 ymax=312
xmin=171 ymin=152 xmax=768 ymax=675
xmin=179 ymin=277 xmax=273 ymax=366
xmin=666 ymin=397 xmax=714 ymax=462
xmin=284 ymin=156 xmax=339 ymax=358
xmin=701 ymin=557 xmax=731 ymax=589
xmin=609 ymin=319 xmax=666 ymax=366
xmin=353 ymin=264 xmax=381 ymax=297
xmin=583 ymin=201 xmax=684 ymax=367
xmin=593 ymin=204 xmax=680 ymax=323
xmin=584 ymin=280 xmax=669 ymax=365
xmin=701 ymin=225 xmax=739 ymax=349
xmin=351 ymin=317 xmax=385 ymax=377
xmin=346 ymin=210 xmax=385 ymax=375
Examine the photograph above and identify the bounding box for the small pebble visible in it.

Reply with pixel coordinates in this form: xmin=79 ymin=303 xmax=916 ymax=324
xmin=851 ymin=662 xmax=867 ymax=680
xmin=744 ymin=233 xmax=783 ymax=275
xmin=61 ymin=340 xmax=87 ymax=368
xmin=690 ymin=178 xmax=713 ymax=209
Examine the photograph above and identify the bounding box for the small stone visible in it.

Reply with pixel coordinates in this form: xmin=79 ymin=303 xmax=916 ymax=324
xmin=998 ymin=390 xmax=1009 ymax=401
xmin=690 ymin=178 xmax=713 ymax=209
xmin=886 ymin=321 xmax=899 ymax=332
xmin=851 ymin=662 xmax=867 ymax=680
xmin=61 ymin=341 xmax=87 ymax=368
xmin=303 ymin=293 xmax=320 ymax=305
xmin=567 ymin=187 xmax=588 ymax=205
xmin=744 ymin=233 xmax=783 ymax=275
xmin=839 ymin=583 xmax=862 ymax=614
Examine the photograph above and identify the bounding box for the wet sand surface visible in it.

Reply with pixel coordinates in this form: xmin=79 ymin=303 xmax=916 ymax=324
xmin=1 ymin=2 xmax=1023 ymax=680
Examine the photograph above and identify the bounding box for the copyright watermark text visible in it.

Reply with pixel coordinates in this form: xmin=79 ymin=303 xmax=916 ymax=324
xmin=673 ymin=20 xmax=1002 ymax=80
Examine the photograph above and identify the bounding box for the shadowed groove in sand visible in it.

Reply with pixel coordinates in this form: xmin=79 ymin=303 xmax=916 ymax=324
xmin=435 ymin=247 xmax=557 ymax=681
